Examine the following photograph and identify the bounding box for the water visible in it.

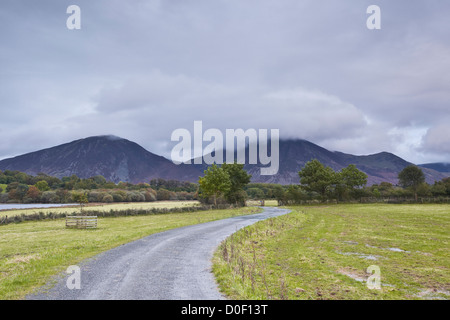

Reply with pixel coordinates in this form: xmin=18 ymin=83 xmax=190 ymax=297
xmin=0 ymin=203 xmax=77 ymax=211
xmin=336 ymin=250 xmax=380 ymax=261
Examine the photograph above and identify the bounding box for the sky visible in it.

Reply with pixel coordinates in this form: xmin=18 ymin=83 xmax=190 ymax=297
xmin=1 ymin=0 xmax=449 ymax=164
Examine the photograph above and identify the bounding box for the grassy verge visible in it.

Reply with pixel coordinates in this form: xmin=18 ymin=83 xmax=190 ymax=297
xmin=0 ymin=206 xmax=261 ymax=300
xmin=212 ymin=204 xmax=450 ymax=300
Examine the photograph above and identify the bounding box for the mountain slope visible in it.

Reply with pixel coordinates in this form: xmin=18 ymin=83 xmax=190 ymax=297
xmin=0 ymin=136 xmax=447 ymax=185
xmin=240 ymin=140 xmax=411 ymax=185
xmin=240 ymin=139 xmax=447 ymax=185
xmin=0 ymin=135 xmax=202 ymax=184
xmin=419 ymin=163 xmax=450 ymax=173
xmin=243 ymin=139 xmax=345 ymax=185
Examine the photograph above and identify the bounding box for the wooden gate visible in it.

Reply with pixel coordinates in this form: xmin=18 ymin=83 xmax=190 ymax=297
xmin=65 ymin=216 xmax=97 ymax=229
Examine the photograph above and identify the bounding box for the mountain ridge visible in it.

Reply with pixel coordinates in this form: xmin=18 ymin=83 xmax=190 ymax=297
xmin=0 ymin=135 xmax=448 ymax=185
xmin=0 ymin=135 xmax=202 ymax=184
xmin=418 ymin=162 xmax=450 ymax=173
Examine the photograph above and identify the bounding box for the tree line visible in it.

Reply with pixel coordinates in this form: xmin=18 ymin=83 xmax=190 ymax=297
xmin=1 ymin=160 xmax=449 ymax=205
xmin=250 ymin=161 xmax=450 ymax=203
xmin=0 ymin=170 xmax=198 ymax=204
xmin=197 ymin=160 xmax=450 ymax=205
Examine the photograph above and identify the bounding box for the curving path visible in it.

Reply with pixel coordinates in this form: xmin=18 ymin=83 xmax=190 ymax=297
xmin=28 ymin=207 xmax=291 ymax=300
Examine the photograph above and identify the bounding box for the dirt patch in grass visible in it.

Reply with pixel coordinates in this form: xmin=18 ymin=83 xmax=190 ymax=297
xmin=212 ymin=204 xmax=450 ymax=300
xmin=6 ymin=254 xmax=41 ymax=265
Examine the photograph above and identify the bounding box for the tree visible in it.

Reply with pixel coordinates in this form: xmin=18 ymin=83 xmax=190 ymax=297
xmin=61 ymin=175 xmax=80 ymax=190
xmin=91 ymin=175 xmax=107 ymax=186
xmin=221 ymin=163 xmax=252 ymax=205
xmin=398 ymin=165 xmax=425 ymax=201
xmin=156 ymin=188 xmax=172 ymax=201
xmin=111 ymin=190 xmax=127 ymax=202
xmin=336 ymin=164 xmax=368 ymax=199
xmin=431 ymin=178 xmax=450 ymax=197
xmin=56 ymin=189 xmax=71 ymax=203
xmin=443 ymin=177 xmax=450 ymax=195
xmin=298 ymin=159 xmax=336 ymax=199
xmin=372 ymin=187 xmax=381 ymax=198
xmin=35 ymin=180 xmax=51 ymax=192
xmin=246 ymin=187 xmax=266 ymax=199
xmin=41 ymin=191 xmax=60 ymax=203
xmin=72 ymin=192 xmax=89 ymax=214
xmin=340 ymin=164 xmax=368 ymax=189
xmin=285 ymin=184 xmax=306 ymax=203
xmin=26 ymin=186 xmax=41 ymax=203
xmin=9 ymin=183 xmax=29 ymax=202
xmin=6 ymin=182 xmax=19 ymax=193
xmin=198 ymin=164 xmax=231 ymax=206
xmin=416 ymin=182 xmax=431 ymax=198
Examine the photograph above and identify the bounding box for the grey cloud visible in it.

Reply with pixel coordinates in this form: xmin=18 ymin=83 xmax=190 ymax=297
xmin=0 ymin=0 xmax=449 ymax=164
xmin=421 ymin=121 xmax=450 ymax=156
xmin=92 ymin=73 xmax=368 ymax=134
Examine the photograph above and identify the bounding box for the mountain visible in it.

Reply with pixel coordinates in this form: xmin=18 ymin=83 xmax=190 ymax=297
xmin=0 ymin=135 xmax=202 ymax=184
xmin=418 ymin=163 xmax=450 ymax=173
xmin=241 ymin=139 xmax=448 ymax=185
xmin=0 ymin=135 xmax=447 ymax=185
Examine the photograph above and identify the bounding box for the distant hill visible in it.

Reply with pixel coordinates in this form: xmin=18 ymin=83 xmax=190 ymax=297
xmin=241 ymin=139 xmax=448 ymax=185
xmin=0 ymin=135 xmax=448 ymax=185
xmin=0 ymin=135 xmax=202 ymax=184
xmin=419 ymin=163 xmax=450 ymax=173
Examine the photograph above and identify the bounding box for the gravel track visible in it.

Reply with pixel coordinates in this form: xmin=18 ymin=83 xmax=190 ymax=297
xmin=27 ymin=207 xmax=291 ymax=300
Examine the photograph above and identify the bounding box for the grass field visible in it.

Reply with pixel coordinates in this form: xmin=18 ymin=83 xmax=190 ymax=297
xmin=0 ymin=200 xmax=201 ymax=217
xmin=0 ymin=205 xmax=261 ymax=300
xmin=212 ymin=203 xmax=450 ymax=300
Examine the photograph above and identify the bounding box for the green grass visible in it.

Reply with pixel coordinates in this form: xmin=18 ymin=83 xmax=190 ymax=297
xmin=212 ymin=203 xmax=450 ymax=300
xmin=0 ymin=205 xmax=261 ymax=300
xmin=0 ymin=184 xmax=6 ymax=194
xmin=0 ymin=200 xmax=201 ymax=217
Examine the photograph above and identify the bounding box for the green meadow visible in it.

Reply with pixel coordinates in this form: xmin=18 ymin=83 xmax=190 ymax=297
xmin=213 ymin=203 xmax=449 ymax=300
xmin=0 ymin=205 xmax=260 ymax=300
xmin=1 ymin=202 xmax=448 ymax=300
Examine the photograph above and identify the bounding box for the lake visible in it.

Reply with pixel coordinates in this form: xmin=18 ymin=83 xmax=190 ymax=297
xmin=0 ymin=203 xmax=77 ymax=211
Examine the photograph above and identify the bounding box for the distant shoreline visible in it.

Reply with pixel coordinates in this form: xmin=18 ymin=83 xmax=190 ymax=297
xmin=0 ymin=203 xmax=78 ymax=211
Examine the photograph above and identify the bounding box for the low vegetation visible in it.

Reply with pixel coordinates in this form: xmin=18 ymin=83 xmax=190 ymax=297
xmin=0 ymin=170 xmax=198 ymax=204
xmin=0 ymin=205 xmax=261 ymax=300
xmin=2 ymin=162 xmax=450 ymax=206
xmin=212 ymin=203 xmax=450 ymax=300
xmin=1 ymin=201 xmax=200 ymax=219
xmin=2 ymin=160 xmax=448 ymax=301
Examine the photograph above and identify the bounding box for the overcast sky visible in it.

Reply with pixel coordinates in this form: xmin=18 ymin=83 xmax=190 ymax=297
xmin=1 ymin=0 xmax=449 ymax=164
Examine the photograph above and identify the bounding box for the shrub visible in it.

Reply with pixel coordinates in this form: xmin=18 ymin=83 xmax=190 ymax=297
xmin=87 ymin=191 xmax=102 ymax=202
xmin=126 ymin=191 xmax=145 ymax=202
xmin=102 ymin=194 xmax=114 ymax=203
xmin=156 ymin=189 xmax=173 ymax=201
xmin=142 ymin=190 xmax=156 ymax=202
xmin=0 ymin=193 xmax=9 ymax=203
xmin=111 ymin=190 xmax=127 ymax=202
xmin=41 ymin=191 xmax=60 ymax=203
